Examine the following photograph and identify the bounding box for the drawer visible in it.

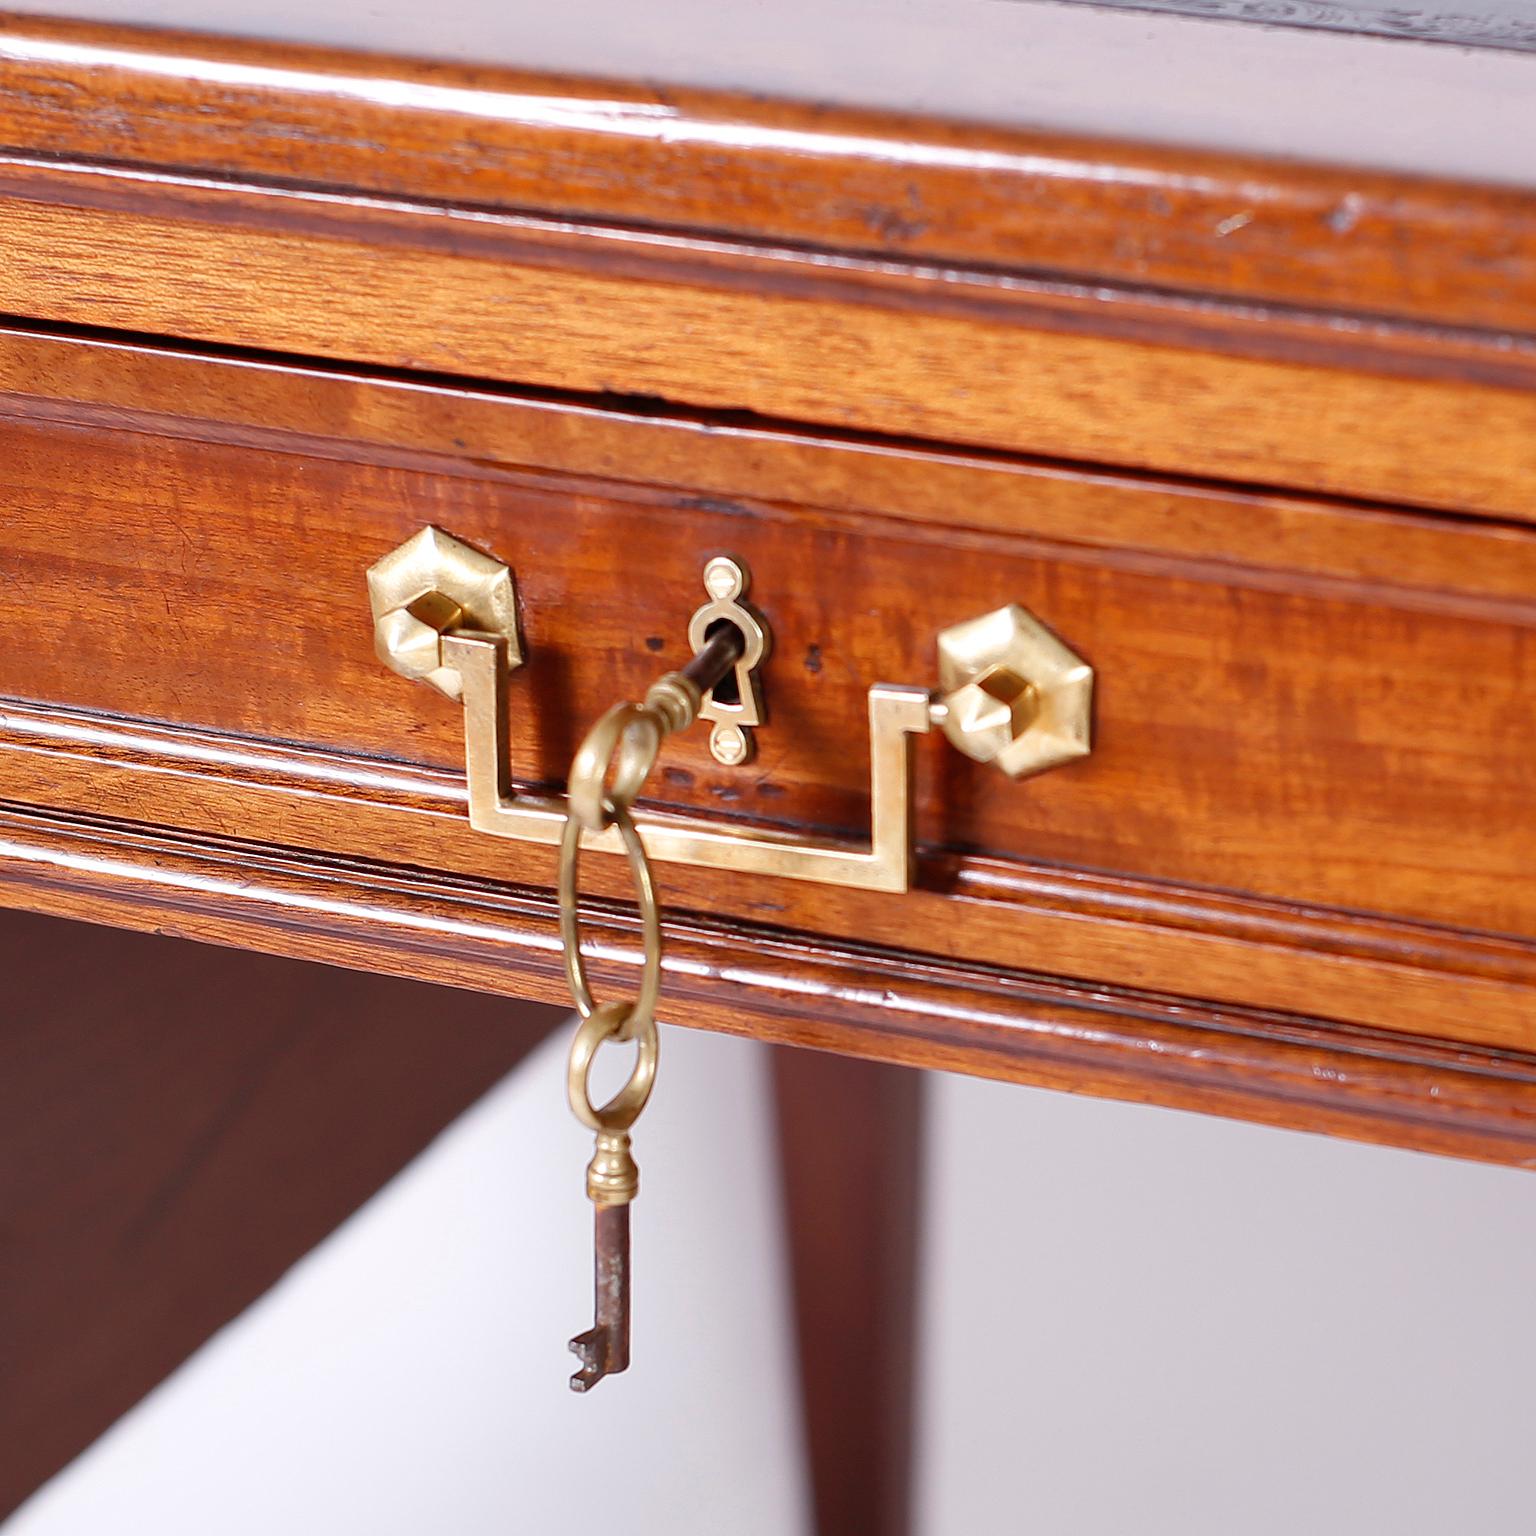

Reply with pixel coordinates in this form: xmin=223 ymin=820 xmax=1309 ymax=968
xmin=1 ymin=326 xmax=1534 ymax=1159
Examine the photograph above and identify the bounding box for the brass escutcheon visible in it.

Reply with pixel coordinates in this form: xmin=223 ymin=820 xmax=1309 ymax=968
xmin=686 ymin=555 xmax=769 ymax=766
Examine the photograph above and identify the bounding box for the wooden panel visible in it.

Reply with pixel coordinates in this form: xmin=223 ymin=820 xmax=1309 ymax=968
xmin=4 ymin=689 xmax=1533 ymax=1060
xmin=1 ymin=12 xmax=1535 ymax=334
xmin=0 ymin=904 xmax=561 ymax=1515
xmin=0 ymin=329 xmax=1531 ymax=1058
xmin=2 ymin=160 xmax=1536 ymax=519
xmin=0 ymin=340 xmax=1529 ymax=942
xmin=0 ymin=803 xmax=1532 ymax=1170
xmin=4 ymin=695 xmax=1532 ymax=1054
xmin=8 ymin=328 xmax=1536 ymax=618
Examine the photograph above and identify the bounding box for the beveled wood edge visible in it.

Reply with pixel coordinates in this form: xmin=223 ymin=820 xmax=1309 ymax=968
xmin=3 ymin=695 xmax=1533 ymax=1053
xmin=0 ymin=12 xmax=1534 ymax=338
xmin=4 ymin=151 xmax=1528 ymax=393
xmin=4 ymin=323 xmax=1535 ymax=620
xmin=1 ymin=798 xmax=1531 ymax=1169
xmin=3 ymin=159 xmax=1535 ymax=518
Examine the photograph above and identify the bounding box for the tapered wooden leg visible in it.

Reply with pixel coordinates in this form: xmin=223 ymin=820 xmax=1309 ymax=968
xmin=772 ymin=1044 xmax=925 ymax=1536
xmin=0 ymin=908 xmax=562 ymax=1517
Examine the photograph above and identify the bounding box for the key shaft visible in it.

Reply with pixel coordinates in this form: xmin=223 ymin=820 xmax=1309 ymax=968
xmin=569 ymin=1203 xmax=631 ymax=1391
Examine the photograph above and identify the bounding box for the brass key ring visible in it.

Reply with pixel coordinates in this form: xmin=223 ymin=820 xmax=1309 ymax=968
xmin=565 ymin=701 xmax=663 ymax=838
xmin=558 ymin=788 xmax=663 ymax=1037
xmin=566 ymin=1000 xmax=658 ymax=1133
xmin=557 ymin=629 xmax=743 ymax=1037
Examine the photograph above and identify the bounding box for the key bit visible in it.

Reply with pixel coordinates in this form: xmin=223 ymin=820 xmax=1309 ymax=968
xmin=571 ymin=1210 xmax=629 ymax=1394
xmin=569 ymin=1130 xmax=638 ymax=1392
xmin=569 ymin=1203 xmax=631 ymax=1392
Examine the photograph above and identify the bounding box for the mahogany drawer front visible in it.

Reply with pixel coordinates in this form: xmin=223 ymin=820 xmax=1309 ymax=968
xmin=0 ymin=19 xmax=1531 ymax=1171
xmin=0 ymin=327 xmax=1532 ymax=1067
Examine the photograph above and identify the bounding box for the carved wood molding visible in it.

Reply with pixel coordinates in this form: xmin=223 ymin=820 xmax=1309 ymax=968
xmin=0 ymin=799 xmax=1531 ymax=1167
xmin=0 ymin=11 xmax=1533 ymax=338
xmin=5 ymin=325 xmax=1536 ymax=604
xmin=0 ymin=23 xmax=1534 ymax=521
xmin=2 ymin=695 xmax=1533 ymax=1052
xmin=0 ymin=154 xmax=1532 ymax=519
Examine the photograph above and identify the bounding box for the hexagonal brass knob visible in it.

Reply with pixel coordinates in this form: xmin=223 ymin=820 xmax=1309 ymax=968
xmin=935 ymin=604 xmax=1092 ymax=778
xmin=366 ymin=526 xmax=522 ymax=700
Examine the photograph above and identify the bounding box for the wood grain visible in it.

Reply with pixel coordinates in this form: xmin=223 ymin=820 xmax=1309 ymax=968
xmin=2 ymin=162 xmax=1535 ymax=518
xmin=1 ymin=11 xmax=1535 ymax=335
xmin=0 ymin=13 xmax=1527 ymax=1175
xmin=0 ymin=329 xmax=1531 ymax=1056
xmin=0 ymin=904 xmax=560 ymax=1515
xmin=0 ymin=342 xmax=1529 ymax=949
xmin=3 ymin=695 xmax=1532 ymax=1055
xmin=0 ymin=802 xmax=1531 ymax=1169
xmin=6 ymin=326 xmax=1536 ymax=620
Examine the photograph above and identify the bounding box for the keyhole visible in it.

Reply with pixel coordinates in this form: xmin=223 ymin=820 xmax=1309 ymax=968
xmin=704 ymin=618 xmax=745 ymax=707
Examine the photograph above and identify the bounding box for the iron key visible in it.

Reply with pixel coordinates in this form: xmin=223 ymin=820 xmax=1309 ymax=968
xmin=569 ymin=1127 xmax=638 ymax=1391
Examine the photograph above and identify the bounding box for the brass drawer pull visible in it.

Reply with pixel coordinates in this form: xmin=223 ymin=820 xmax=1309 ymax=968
xmin=367 ymin=526 xmax=1093 ymax=894
xmin=366 ymin=523 xmax=1095 ymax=1389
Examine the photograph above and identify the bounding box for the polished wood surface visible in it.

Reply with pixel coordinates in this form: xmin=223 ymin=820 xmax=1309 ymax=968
xmin=9 ymin=327 xmax=1535 ymax=611
xmin=2 ymin=11 xmax=1535 ymax=328
xmin=0 ymin=328 xmax=1530 ymax=1057
xmin=8 ymin=397 xmax=1530 ymax=937
xmin=3 ymin=157 xmax=1536 ymax=519
xmin=5 ymin=2 xmax=1536 ymax=189
xmin=0 ymin=10 xmax=1526 ymax=1176
xmin=2 ymin=15 xmax=1530 ymax=1532
xmin=7 ymin=689 xmax=1531 ymax=1060
xmin=0 ymin=906 xmax=561 ymax=1515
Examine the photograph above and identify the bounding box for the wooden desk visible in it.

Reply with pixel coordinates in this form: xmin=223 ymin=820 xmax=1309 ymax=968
xmin=0 ymin=7 xmax=1531 ymax=1526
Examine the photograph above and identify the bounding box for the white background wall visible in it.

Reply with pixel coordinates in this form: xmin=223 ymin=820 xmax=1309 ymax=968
xmin=10 ymin=1024 xmax=1536 ymax=1535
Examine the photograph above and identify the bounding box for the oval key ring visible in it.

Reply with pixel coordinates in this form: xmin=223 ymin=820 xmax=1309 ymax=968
xmin=566 ymin=999 xmax=659 ymax=1133
xmin=558 ymin=795 xmax=663 ymax=1036
xmin=566 ymin=701 xmax=663 ymax=835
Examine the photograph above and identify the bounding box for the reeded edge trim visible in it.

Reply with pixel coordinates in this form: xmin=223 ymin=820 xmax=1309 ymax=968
xmin=0 ymin=799 xmax=1532 ymax=1169
xmin=1 ymin=694 xmax=1533 ymax=1050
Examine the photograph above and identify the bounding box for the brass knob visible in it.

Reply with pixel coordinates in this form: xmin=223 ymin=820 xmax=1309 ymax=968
xmin=934 ymin=604 xmax=1092 ymax=778
xmin=366 ymin=526 xmax=522 ymax=700
xmin=942 ymin=664 xmax=1040 ymax=765
xmin=374 ymin=590 xmax=466 ymax=684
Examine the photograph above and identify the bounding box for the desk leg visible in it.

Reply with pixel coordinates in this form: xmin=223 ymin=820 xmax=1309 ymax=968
xmin=772 ymin=1045 xmax=925 ymax=1536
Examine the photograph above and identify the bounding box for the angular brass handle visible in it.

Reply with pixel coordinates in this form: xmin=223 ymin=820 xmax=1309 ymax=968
xmin=367 ymin=526 xmax=1092 ymax=894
